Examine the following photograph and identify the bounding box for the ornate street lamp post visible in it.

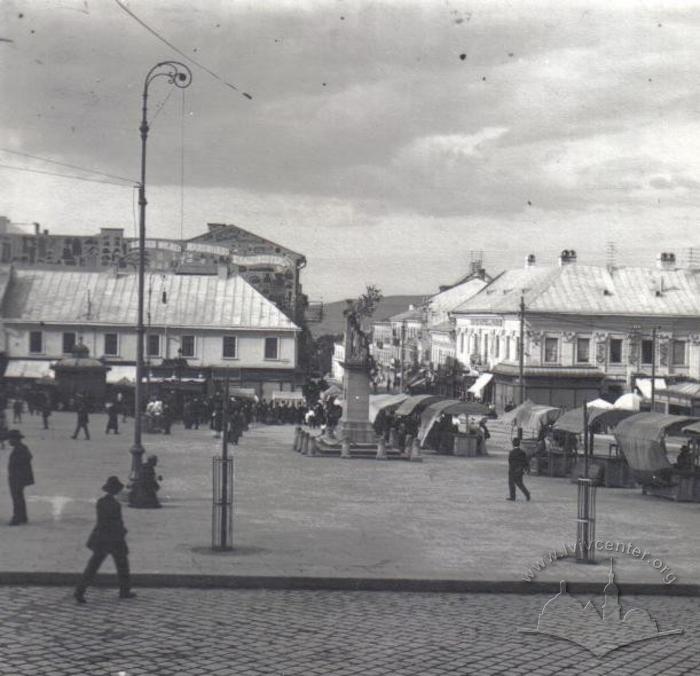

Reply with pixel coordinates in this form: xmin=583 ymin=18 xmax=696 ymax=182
xmin=129 ymin=61 xmax=192 ymax=506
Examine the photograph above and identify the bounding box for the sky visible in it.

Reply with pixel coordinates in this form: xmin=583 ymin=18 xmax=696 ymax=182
xmin=1 ymin=0 xmax=700 ymax=301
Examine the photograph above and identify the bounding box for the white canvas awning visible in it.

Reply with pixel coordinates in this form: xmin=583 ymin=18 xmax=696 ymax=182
xmin=635 ymin=378 xmax=666 ymax=400
xmin=4 ymin=360 xmax=54 ymax=379
xmin=106 ymin=365 xmax=136 ymax=385
xmin=272 ymin=391 xmax=305 ymax=403
xmin=468 ymin=373 xmax=493 ymax=397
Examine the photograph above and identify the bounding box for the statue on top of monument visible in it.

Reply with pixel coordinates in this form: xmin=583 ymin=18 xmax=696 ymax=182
xmin=343 ymin=285 xmax=383 ymax=370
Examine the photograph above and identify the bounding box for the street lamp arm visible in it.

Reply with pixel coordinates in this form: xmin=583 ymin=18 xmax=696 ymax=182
xmin=143 ymin=61 xmax=193 ymax=98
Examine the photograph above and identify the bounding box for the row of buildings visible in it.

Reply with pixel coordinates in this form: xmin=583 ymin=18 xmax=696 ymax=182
xmin=366 ymin=250 xmax=700 ymax=415
xmin=0 ymin=217 xmax=307 ymax=399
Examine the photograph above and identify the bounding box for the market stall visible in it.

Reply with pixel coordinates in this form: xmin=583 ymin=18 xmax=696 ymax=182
xmin=500 ymin=399 xmax=563 ymax=456
xmin=418 ymin=399 xmax=490 ymax=454
xmin=614 ymin=412 xmax=700 ymax=501
xmin=368 ymin=393 xmax=408 ymax=423
xmin=394 ymin=394 xmax=445 ymax=418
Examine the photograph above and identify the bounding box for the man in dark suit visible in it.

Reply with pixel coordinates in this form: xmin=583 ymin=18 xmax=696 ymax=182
xmin=71 ymin=398 xmax=90 ymax=440
xmin=7 ymin=430 xmax=34 ymax=525
xmin=507 ymin=437 xmax=531 ymax=502
xmin=74 ymin=476 xmax=136 ymax=604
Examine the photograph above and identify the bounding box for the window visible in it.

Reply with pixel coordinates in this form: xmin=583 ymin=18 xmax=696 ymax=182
xmin=104 ymin=333 xmax=119 ymax=356
xmin=641 ymin=339 xmax=654 ymax=365
xmin=264 ymin=336 xmax=279 ymax=360
xmin=222 ymin=336 xmax=237 ymax=359
xmin=147 ymin=334 xmax=160 ymax=357
xmin=672 ymin=340 xmax=686 ymax=366
xmin=29 ymin=331 xmax=43 ymax=354
xmin=494 ymin=336 xmax=500 ymax=359
xmin=505 ymin=337 xmax=511 ymax=360
xmin=181 ymin=335 xmax=195 ymax=358
xmin=483 ymin=335 xmax=489 ymax=357
xmin=460 ymin=333 xmax=465 ymax=353
xmin=544 ymin=337 xmax=558 ymax=363
xmin=62 ymin=332 xmax=76 ymax=354
xmin=609 ymin=338 xmax=623 ymax=364
xmin=576 ymin=338 xmax=590 ymax=363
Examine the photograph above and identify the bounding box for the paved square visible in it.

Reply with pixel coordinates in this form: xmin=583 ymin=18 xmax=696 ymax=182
xmin=0 ymin=411 xmax=698 ymax=584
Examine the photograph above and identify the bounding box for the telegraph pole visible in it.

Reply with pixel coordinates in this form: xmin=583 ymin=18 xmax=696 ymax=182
xmin=651 ymin=326 xmax=657 ymax=411
xmin=400 ymin=320 xmax=406 ymax=392
xmin=518 ymin=294 xmax=526 ymax=405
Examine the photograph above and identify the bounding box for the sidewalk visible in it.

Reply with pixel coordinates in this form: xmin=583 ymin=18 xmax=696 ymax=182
xmin=1 ymin=412 xmax=699 ymax=589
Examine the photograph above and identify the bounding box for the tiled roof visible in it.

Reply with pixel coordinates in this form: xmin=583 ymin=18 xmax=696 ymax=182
xmin=429 ymin=278 xmax=488 ymax=317
xmin=452 ymin=265 xmax=700 ymax=317
xmin=2 ymin=269 xmax=298 ymax=330
xmin=428 ymin=321 xmax=454 ymax=334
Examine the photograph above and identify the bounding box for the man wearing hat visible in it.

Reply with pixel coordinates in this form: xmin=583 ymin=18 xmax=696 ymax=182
xmin=7 ymin=430 xmax=34 ymax=525
xmin=74 ymin=475 xmax=135 ymax=604
xmin=507 ymin=437 xmax=531 ymax=502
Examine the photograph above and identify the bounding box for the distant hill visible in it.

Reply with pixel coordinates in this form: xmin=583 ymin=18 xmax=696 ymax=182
xmin=309 ymin=294 xmax=428 ymax=338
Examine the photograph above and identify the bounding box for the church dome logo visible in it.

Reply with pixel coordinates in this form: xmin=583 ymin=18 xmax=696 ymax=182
xmin=520 ymin=558 xmax=683 ymax=657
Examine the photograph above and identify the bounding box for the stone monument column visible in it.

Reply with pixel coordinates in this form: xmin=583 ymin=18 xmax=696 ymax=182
xmin=336 ymin=302 xmax=377 ymax=446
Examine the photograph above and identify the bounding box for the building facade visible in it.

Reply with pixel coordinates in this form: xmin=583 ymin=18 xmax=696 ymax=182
xmin=0 ymin=267 xmax=300 ymax=398
xmin=452 ymin=252 xmax=700 ymax=410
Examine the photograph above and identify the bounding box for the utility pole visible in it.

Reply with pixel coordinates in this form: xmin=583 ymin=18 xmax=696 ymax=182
xmin=400 ymin=320 xmax=406 ymax=393
xmin=220 ymin=374 xmax=230 ymax=549
xmin=518 ymin=293 xmax=526 ymax=405
xmin=651 ymin=326 xmax=657 ymax=411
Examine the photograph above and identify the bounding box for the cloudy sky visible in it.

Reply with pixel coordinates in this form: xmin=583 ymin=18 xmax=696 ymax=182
xmin=1 ymin=0 xmax=700 ymax=300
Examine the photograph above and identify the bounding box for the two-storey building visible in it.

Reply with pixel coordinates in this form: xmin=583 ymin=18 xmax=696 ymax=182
xmin=0 ymin=266 xmax=300 ymax=398
xmin=451 ymin=251 xmax=700 ymax=410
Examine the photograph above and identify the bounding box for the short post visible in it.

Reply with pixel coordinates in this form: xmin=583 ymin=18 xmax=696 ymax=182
xmin=376 ymin=436 xmax=388 ymax=460
xmin=409 ymin=436 xmax=423 ymax=463
xmin=404 ymin=435 xmax=414 ymax=456
xmin=389 ymin=428 xmax=398 ymax=448
xmin=309 ymin=435 xmax=318 ymax=457
xmin=212 ymin=375 xmax=233 ymax=551
xmin=341 ymin=438 xmax=351 ymax=458
xmin=293 ymin=426 xmax=301 ymax=451
xmin=301 ymin=431 xmax=310 ymax=455
xmin=575 ymin=477 xmax=596 ymax=563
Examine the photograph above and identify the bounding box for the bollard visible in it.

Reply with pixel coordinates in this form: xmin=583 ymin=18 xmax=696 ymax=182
xmin=301 ymin=431 xmax=310 ymax=455
xmin=341 ymin=438 xmax=351 ymax=459
xmin=376 ymin=436 xmax=388 ymax=460
xmin=389 ymin=428 xmax=398 ymax=448
xmin=404 ymin=435 xmax=414 ymax=457
xmin=409 ymin=436 xmax=423 ymax=463
xmin=575 ymin=478 xmax=596 ymax=563
xmin=293 ymin=426 xmax=301 ymax=451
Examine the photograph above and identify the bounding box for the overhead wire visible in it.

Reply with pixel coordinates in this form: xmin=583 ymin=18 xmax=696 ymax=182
xmin=0 ymin=148 xmax=137 ymax=184
xmin=113 ymin=0 xmax=253 ymax=100
xmin=0 ymin=163 xmax=134 ymax=187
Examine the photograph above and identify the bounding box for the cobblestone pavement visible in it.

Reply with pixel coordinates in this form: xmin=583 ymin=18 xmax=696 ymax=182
xmin=1 ymin=586 xmax=698 ymax=675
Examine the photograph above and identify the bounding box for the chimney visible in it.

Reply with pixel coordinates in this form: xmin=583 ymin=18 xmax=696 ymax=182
xmin=525 ymin=254 xmax=536 ymax=268
xmin=33 ymin=222 xmax=40 ymax=235
xmin=408 ymin=304 xmax=415 ymax=311
xmin=559 ymin=249 xmax=577 ymax=266
xmin=0 ymin=216 xmax=9 ymax=234
xmin=208 ymin=223 xmax=227 ymax=232
xmin=656 ymin=252 xmax=676 ymax=270
xmin=217 ymin=263 xmax=230 ymax=279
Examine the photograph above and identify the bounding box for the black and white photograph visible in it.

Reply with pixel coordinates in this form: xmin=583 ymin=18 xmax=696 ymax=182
xmin=1 ymin=0 xmax=700 ymax=673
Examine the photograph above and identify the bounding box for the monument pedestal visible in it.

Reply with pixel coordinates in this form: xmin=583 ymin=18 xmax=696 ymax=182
xmin=338 ymin=362 xmax=376 ymax=446
xmin=337 ymin=419 xmax=376 ymax=445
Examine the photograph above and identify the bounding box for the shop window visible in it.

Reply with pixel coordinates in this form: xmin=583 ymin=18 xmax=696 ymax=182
xmin=147 ymin=334 xmax=160 ymax=357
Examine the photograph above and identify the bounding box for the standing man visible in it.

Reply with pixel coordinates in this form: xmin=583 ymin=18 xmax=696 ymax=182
xmin=72 ymin=399 xmax=90 ymax=440
xmin=12 ymin=399 xmax=22 ymax=424
xmin=74 ymin=476 xmax=136 ymax=604
xmin=507 ymin=437 xmax=531 ymax=502
xmin=40 ymin=396 xmax=52 ymax=430
xmin=7 ymin=429 xmax=34 ymax=525
xmin=105 ymin=402 xmax=119 ymax=435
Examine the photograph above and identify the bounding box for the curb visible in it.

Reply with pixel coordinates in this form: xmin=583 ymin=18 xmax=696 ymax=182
xmin=0 ymin=572 xmax=698 ymax=596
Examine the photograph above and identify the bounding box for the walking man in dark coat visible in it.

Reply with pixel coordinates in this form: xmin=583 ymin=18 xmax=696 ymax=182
xmin=72 ymin=400 xmax=90 ymax=440
xmin=7 ymin=430 xmax=34 ymax=525
xmin=105 ymin=402 xmax=119 ymax=435
xmin=74 ymin=476 xmax=136 ymax=603
xmin=507 ymin=437 xmax=531 ymax=501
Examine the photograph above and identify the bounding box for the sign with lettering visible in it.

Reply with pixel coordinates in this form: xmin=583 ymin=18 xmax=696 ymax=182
xmin=467 ymin=317 xmax=503 ymax=327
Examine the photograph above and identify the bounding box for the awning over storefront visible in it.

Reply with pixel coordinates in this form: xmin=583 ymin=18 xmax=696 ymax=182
xmin=635 ymin=378 xmax=666 ymax=400
xmin=418 ymin=399 xmax=490 ymax=444
xmin=106 ymin=365 xmax=136 ymax=385
xmin=614 ymin=413 xmax=699 ymax=477
xmin=553 ymin=407 xmax=637 ymax=435
xmin=467 ymin=373 xmax=493 ymax=397
xmin=271 ymin=391 xmax=304 ymax=403
xmin=4 ymin=360 xmax=54 ymax=379
xmin=368 ymin=393 xmax=409 ymax=423
xmin=395 ymin=394 xmax=444 ymax=417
